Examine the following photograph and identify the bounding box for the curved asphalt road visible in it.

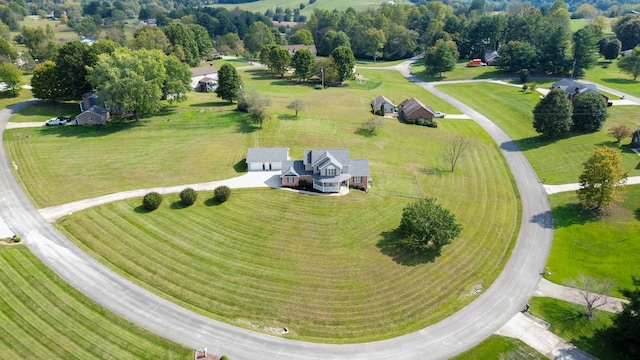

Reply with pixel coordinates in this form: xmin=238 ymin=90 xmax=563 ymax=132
xmin=0 ymin=68 xmax=554 ymax=359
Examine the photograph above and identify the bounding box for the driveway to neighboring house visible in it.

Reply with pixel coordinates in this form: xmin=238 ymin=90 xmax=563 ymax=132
xmin=1 ymin=65 xmax=633 ymax=359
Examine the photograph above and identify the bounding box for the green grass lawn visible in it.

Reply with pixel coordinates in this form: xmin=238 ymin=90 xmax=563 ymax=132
xmin=545 ymin=185 xmax=640 ymax=295
xmin=436 ymin=82 xmax=640 ymax=184
xmin=2 ymin=66 xmax=521 ymax=343
xmin=0 ymin=246 xmax=189 ymax=359
xmin=452 ymin=335 xmax=543 ymax=360
xmin=6 ymin=68 xmax=458 ymax=207
xmin=528 ymin=297 xmax=619 ymax=360
xmin=410 ymin=60 xmax=510 ymax=82
xmin=583 ymin=60 xmax=640 ymax=98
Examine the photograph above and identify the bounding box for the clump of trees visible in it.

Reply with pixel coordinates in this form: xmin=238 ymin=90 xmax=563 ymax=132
xmin=180 ymin=188 xmax=198 ymax=206
xmin=398 ymin=198 xmax=462 ymax=254
xmin=577 ymin=146 xmax=628 ymax=212
xmin=237 ymin=89 xmax=272 ymax=128
xmin=143 ymin=192 xmax=163 ymax=211
xmin=214 ymin=186 xmax=231 ymax=203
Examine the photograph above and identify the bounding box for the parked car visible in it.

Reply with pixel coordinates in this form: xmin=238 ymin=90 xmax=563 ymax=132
xmin=45 ymin=117 xmax=69 ymax=126
xmin=433 ymin=111 xmax=446 ymax=118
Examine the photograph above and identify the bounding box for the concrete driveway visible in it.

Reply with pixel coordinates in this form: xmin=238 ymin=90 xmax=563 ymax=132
xmin=0 ymin=69 xmax=578 ymax=359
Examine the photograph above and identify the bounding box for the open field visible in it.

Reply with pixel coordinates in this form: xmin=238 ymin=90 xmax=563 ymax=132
xmin=5 ymin=68 xmax=459 ymax=207
xmin=545 ymin=185 xmax=640 ymax=295
xmin=583 ymin=60 xmax=640 ymax=98
xmin=528 ymin=297 xmax=618 ymax=360
xmin=211 ymin=0 xmax=383 ymax=16
xmin=437 ymin=82 xmax=640 ymax=184
xmin=452 ymin=334 xmax=543 ymax=360
xmin=0 ymin=246 xmax=190 ymax=359
xmin=3 ymin=65 xmax=521 ymax=343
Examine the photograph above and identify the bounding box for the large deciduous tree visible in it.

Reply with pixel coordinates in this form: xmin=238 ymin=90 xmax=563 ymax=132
xmin=571 ymin=92 xmax=608 ymax=132
xmin=331 ymin=46 xmax=356 ymax=83
xmin=602 ymin=38 xmax=621 ymax=63
xmin=496 ymin=40 xmax=537 ymax=73
xmin=260 ymin=44 xmax=291 ymax=77
xmin=87 ymin=49 xmax=191 ymax=122
xmin=31 ymin=61 xmax=64 ymax=102
xmin=572 ymin=27 xmax=599 ymax=77
xmin=532 ymin=88 xmax=573 ymax=137
xmin=0 ymin=62 xmax=22 ymax=96
xmin=288 ymin=29 xmax=314 ymax=45
xmin=398 ymin=197 xmax=462 ymax=253
xmin=163 ymin=21 xmax=200 ymax=67
xmin=577 ymin=146 xmax=628 ymax=211
xmin=215 ymin=63 xmax=242 ymax=103
xmin=618 ymin=47 xmax=640 ymax=81
xmin=425 ymin=39 xmax=458 ymax=77
xmin=612 ymin=14 xmax=640 ymax=51
xmin=291 ymin=48 xmax=315 ymax=81
xmin=129 ymin=26 xmax=171 ymax=53
xmin=243 ymin=21 xmax=275 ymax=57
xmin=363 ymin=28 xmax=386 ymax=63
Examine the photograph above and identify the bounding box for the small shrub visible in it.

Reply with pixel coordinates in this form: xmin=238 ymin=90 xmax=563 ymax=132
xmin=220 ymin=356 xmax=229 ymax=360
xmin=14 ymin=237 xmax=21 ymax=243
xmin=528 ymin=82 xmax=537 ymax=91
xmin=522 ymin=83 xmax=529 ymax=91
xmin=314 ymin=84 xmax=323 ymax=90
xmin=214 ymin=186 xmax=231 ymax=203
xmin=179 ymin=187 xmax=197 ymax=206
xmin=519 ymin=68 xmax=530 ymax=83
xmin=298 ymin=179 xmax=309 ymax=189
xmin=416 ymin=117 xmax=426 ymax=126
xmin=405 ymin=117 xmax=415 ymax=124
xmin=426 ymin=119 xmax=438 ymax=128
xmin=143 ymin=192 xmax=163 ymax=211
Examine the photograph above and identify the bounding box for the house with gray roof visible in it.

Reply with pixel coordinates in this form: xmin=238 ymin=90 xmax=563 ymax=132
xmin=551 ymin=79 xmax=610 ymax=105
xmin=75 ymin=92 xmax=110 ymax=125
xmin=281 ymin=149 xmax=370 ymax=193
xmin=371 ymin=95 xmax=396 ymax=115
xmin=246 ymin=148 xmax=290 ymax=171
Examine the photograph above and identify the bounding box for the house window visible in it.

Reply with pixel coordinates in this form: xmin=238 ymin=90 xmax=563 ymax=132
xmin=287 ymin=176 xmax=294 ymax=184
xmin=327 ymin=166 xmax=335 ymax=176
xmin=353 ymin=176 xmax=362 ymax=183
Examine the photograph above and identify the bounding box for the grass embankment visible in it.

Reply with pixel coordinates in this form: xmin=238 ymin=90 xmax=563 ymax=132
xmin=546 ymin=186 xmax=640 ymax=294
xmin=528 ymin=297 xmax=619 ymax=360
xmin=0 ymin=246 xmax=190 ymax=359
xmin=452 ymin=335 xmax=543 ymax=360
xmin=583 ymin=60 xmax=640 ymax=98
xmin=437 ymin=82 xmax=640 ymax=184
xmin=2 ymin=67 xmax=520 ymax=342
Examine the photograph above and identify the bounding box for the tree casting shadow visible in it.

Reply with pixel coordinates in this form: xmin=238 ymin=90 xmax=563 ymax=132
xmin=377 ymin=229 xmax=440 ymax=266
xmin=552 ymin=203 xmax=601 ymax=228
xmin=530 ymin=210 xmax=554 ymax=229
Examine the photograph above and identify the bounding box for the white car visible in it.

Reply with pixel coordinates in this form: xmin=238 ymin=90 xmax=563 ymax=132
xmin=433 ymin=111 xmax=446 ymax=118
xmin=45 ymin=117 xmax=67 ymax=126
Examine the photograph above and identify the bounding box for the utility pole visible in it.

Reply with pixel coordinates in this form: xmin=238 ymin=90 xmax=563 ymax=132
xmin=570 ymin=59 xmax=577 ymax=80
xmin=321 ymin=66 xmax=324 ymax=89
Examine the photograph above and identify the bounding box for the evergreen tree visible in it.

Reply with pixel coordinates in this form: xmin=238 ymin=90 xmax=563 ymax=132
xmin=215 ymin=63 xmax=242 ymax=103
xmin=532 ymin=88 xmax=572 ymax=137
xmin=571 ymin=92 xmax=608 ymax=132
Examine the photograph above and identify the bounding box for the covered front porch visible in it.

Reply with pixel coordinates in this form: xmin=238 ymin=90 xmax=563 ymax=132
xmin=312 ymin=174 xmax=351 ymax=193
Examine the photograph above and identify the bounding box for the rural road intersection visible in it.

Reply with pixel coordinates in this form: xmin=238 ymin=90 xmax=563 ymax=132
xmin=0 ymin=65 xmax=633 ymax=359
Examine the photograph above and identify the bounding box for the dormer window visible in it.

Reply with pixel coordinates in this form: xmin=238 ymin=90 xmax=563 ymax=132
xmin=327 ymin=165 xmax=335 ymax=176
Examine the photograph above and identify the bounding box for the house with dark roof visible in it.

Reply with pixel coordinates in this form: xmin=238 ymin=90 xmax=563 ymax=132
xmin=246 ymin=148 xmax=371 ymax=193
xmin=371 ymin=95 xmax=396 ymax=115
xmin=397 ymin=97 xmax=435 ymax=121
xmin=75 ymin=92 xmax=110 ymax=125
xmin=281 ymin=149 xmax=370 ymax=193
xmin=283 ymin=44 xmax=317 ymax=57
xmin=631 ymin=129 xmax=640 ymax=148
xmin=551 ymin=79 xmax=610 ymax=105
xmin=246 ymin=148 xmax=290 ymax=171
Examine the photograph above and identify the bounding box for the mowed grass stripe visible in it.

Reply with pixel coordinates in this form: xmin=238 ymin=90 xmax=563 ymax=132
xmin=0 ymin=247 xmax=190 ymax=359
xmin=59 ymin=143 xmax=519 ymax=343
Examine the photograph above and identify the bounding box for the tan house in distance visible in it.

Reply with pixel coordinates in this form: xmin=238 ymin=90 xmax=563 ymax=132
xmin=371 ymin=95 xmax=396 ymax=115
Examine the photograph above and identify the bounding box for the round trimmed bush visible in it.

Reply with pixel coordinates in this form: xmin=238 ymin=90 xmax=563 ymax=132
xmin=179 ymin=187 xmax=197 ymax=206
xmin=214 ymin=185 xmax=231 ymax=203
xmin=142 ymin=192 xmax=163 ymax=211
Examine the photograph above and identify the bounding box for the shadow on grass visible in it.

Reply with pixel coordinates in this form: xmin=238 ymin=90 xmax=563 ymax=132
xmin=204 ymin=197 xmax=225 ymax=206
xmin=552 ymin=203 xmax=601 ymax=228
xmin=134 ymin=205 xmax=152 ymax=214
xmin=233 ymin=159 xmax=247 ymax=173
xmin=355 ymin=127 xmax=376 ymax=137
xmin=600 ymin=78 xmax=638 ymax=86
xmin=278 ymin=114 xmax=298 ymax=121
xmin=38 ymin=118 xmax=143 ymax=138
xmin=170 ymin=201 xmax=189 ymax=210
xmin=500 ymin=135 xmax=560 ymax=152
xmin=376 ymin=229 xmax=440 ymax=266
xmin=235 ymin=117 xmax=258 ymax=133
xmin=189 ymin=101 xmax=233 ymax=108
xmin=530 ymin=210 xmax=554 ymax=229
